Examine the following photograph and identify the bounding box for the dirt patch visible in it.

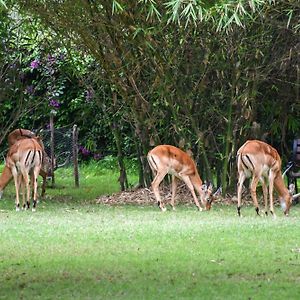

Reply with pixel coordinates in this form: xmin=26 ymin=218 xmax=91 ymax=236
xmin=96 ymin=184 xmax=252 ymax=207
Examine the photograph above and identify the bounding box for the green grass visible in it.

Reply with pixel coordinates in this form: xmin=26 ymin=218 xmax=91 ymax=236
xmin=0 ymin=164 xmax=300 ymax=299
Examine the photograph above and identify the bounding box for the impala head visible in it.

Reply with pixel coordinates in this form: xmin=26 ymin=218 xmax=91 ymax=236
xmin=42 ymin=153 xmax=57 ymax=176
xmin=202 ymin=182 xmax=214 ymax=210
xmin=42 ymin=155 xmax=52 ymax=176
xmin=280 ymin=185 xmax=300 ymax=216
xmin=279 ymin=188 xmax=300 ymax=216
xmin=280 ymin=194 xmax=293 ymax=216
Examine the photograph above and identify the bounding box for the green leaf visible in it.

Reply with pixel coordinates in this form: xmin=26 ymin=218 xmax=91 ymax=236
xmin=112 ymin=0 xmax=124 ymax=15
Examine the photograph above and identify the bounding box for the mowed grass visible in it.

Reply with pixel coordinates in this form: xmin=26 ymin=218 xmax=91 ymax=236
xmin=0 ymin=165 xmax=300 ymax=299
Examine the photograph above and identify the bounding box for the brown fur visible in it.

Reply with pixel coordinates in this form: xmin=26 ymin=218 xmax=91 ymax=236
xmin=147 ymin=145 xmax=212 ymax=211
xmin=0 ymin=129 xmax=51 ymax=198
xmin=237 ymin=140 xmax=292 ymax=216
xmin=6 ymin=138 xmax=43 ymax=211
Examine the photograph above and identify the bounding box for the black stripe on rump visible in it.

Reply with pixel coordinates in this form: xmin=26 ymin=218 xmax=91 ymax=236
xmin=245 ymin=154 xmax=255 ymax=170
xmin=240 ymin=155 xmax=249 ymax=170
xmin=25 ymin=150 xmax=32 ymax=166
xmin=31 ymin=149 xmax=36 ymax=166
xmin=37 ymin=150 xmax=42 ymax=165
xmin=150 ymin=155 xmax=158 ymax=171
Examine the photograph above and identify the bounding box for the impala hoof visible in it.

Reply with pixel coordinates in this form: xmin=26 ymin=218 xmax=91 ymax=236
xmin=161 ymin=207 xmax=167 ymax=212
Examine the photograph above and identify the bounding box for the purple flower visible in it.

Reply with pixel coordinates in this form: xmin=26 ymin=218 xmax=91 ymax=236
xmin=47 ymin=54 xmax=56 ymax=65
xmin=25 ymin=85 xmax=34 ymax=95
xmin=93 ymin=153 xmax=102 ymax=160
xmin=59 ymin=53 xmax=65 ymax=61
xmin=49 ymin=99 xmax=60 ymax=108
xmin=30 ymin=59 xmax=40 ymax=69
xmin=85 ymin=88 xmax=94 ymax=102
xmin=79 ymin=145 xmax=91 ymax=156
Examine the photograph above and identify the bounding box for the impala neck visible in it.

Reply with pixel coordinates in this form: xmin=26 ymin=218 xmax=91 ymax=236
xmin=274 ymin=174 xmax=289 ymax=198
xmin=0 ymin=166 xmax=13 ymax=190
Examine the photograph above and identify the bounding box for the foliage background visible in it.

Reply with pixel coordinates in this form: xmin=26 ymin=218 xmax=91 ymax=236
xmin=0 ymin=0 xmax=299 ymax=192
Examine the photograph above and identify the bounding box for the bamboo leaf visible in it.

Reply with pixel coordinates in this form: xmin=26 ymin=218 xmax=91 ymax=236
xmin=112 ymin=0 xmax=124 ymax=15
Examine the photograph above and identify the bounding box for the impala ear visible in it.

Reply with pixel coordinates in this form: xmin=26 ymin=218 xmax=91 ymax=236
xmin=288 ymin=183 xmax=295 ymax=195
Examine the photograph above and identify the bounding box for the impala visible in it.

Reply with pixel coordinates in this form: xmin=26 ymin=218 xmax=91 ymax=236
xmin=147 ymin=145 xmax=213 ymax=211
xmin=6 ymin=137 xmax=43 ymax=211
xmin=0 ymin=128 xmax=52 ymax=199
xmin=237 ymin=140 xmax=300 ymax=217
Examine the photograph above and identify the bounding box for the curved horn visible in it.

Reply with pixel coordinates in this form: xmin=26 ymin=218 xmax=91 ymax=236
xmin=292 ymin=193 xmax=300 ymax=200
xmin=282 ymin=163 xmax=293 ymax=178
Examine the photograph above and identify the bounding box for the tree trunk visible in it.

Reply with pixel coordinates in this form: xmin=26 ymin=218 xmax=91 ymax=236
xmin=111 ymin=121 xmax=128 ymax=191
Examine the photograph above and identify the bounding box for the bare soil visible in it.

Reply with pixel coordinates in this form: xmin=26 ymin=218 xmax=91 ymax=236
xmin=96 ymin=184 xmax=252 ymax=207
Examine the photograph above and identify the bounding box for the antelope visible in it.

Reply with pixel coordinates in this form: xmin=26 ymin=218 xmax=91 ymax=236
xmin=147 ymin=145 xmax=213 ymax=211
xmin=5 ymin=137 xmax=43 ymax=211
xmin=237 ymin=140 xmax=300 ymax=217
xmin=0 ymin=129 xmax=52 ymax=199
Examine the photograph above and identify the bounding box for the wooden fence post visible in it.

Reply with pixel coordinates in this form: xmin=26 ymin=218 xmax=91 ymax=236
xmin=50 ymin=110 xmax=56 ymax=186
xmin=73 ymin=124 xmax=79 ymax=187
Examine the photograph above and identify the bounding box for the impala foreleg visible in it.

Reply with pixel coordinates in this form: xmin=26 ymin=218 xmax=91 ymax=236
xmin=41 ymin=174 xmax=46 ymax=198
xmin=181 ymin=175 xmax=202 ymax=211
xmin=260 ymin=177 xmax=268 ymax=216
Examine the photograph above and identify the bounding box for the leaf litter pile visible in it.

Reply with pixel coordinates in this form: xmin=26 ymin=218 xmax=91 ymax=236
xmin=96 ymin=184 xmax=253 ymax=207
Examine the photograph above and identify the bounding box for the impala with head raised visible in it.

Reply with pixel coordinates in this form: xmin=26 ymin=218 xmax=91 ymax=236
xmin=237 ymin=140 xmax=299 ymax=217
xmin=6 ymin=137 xmax=43 ymax=211
xmin=147 ymin=145 xmax=213 ymax=211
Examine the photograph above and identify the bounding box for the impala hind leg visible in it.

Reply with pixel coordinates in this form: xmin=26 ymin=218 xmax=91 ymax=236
xmin=151 ymin=170 xmax=168 ymax=212
xmin=237 ymin=172 xmax=246 ymax=217
xmin=250 ymin=175 xmax=260 ymax=215
xmin=21 ymin=169 xmax=31 ymax=211
xmin=181 ymin=175 xmax=202 ymax=211
xmin=20 ymin=178 xmax=26 ymax=210
xmin=32 ymin=168 xmax=40 ymax=212
xmin=12 ymin=169 xmax=20 ymax=211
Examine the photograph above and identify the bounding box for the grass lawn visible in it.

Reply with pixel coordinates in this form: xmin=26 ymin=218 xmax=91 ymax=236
xmin=0 ymin=164 xmax=300 ymax=299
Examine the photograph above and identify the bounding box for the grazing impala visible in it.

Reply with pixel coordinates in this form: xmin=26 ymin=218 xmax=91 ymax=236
xmin=0 ymin=129 xmax=52 ymax=199
xmin=237 ymin=140 xmax=300 ymax=217
xmin=147 ymin=145 xmax=213 ymax=211
xmin=6 ymin=137 xmax=43 ymax=211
